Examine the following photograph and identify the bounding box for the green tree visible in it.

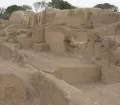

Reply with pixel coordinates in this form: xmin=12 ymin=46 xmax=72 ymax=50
xmin=5 ymin=5 xmax=32 ymax=15
xmin=48 ymin=0 xmax=76 ymax=10
xmin=33 ymin=0 xmax=76 ymax=12
xmin=94 ymin=3 xmax=119 ymax=12
xmin=21 ymin=5 xmax=32 ymax=11
xmin=5 ymin=5 xmax=22 ymax=15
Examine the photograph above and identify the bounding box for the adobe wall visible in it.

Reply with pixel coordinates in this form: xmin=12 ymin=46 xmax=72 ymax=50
xmin=45 ymin=8 xmax=91 ymax=27
xmin=45 ymin=8 xmax=120 ymax=26
xmin=88 ymin=22 xmax=120 ymax=38
xmin=38 ymin=10 xmax=46 ymax=24
xmin=9 ymin=11 xmax=35 ymax=25
xmin=100 ymin=36 xmax=120 ymax=83
xmin=43 ymin=8 xmax=120 ymax=53
xmin=8 ymin=8 xmax=120 ymax=53
xmin=84 ymin=29 xmax=120 ymax=83
xmin=45 ymin=25 xmax=67 ymax=53
xmin=9 ymin=8 xmax=120 ymax=27
xmin=29 ymin=24 xmax=45 ymax=44
xmin=54 ymin=65 xmax=101 ymax=84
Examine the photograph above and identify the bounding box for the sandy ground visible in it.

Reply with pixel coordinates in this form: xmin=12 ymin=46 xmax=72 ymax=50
xmin=70 ymin=82 xmax=120 ymax=105
xmin=20 ymin=49 xmax=84 ymax=73
xmin=71 ymin=82 xmax=106 ymax=92
xmin=85 ymin=83 xmax=120 ymax=105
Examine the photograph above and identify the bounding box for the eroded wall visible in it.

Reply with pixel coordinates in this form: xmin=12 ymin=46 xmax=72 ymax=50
xmin=85 ymin=29 xmax=120 ymax=83
xmin=32 ymin=71 xmax=100 ymax=105
xmin=8 ymin=8 xmax=120 ymax=54
xmin=43 ymin=8 xmax=120 ymax=54
xmin=54 ymin=65 xmax=101 ymax=84
xmin=9 ymin=11 xmax=35 ymax=25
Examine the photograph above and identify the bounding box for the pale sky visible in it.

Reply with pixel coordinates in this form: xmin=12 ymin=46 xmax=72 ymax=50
xmin=1 ymin=0 xmax=120 ymax=10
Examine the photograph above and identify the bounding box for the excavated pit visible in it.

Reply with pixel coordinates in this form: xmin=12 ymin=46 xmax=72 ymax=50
xmin=17 ymin=48 xmax=106 ymax=94
xmin=53 ymin=65 xmax=107 ymax=92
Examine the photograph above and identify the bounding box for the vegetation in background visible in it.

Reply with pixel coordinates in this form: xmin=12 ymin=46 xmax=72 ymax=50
xmin=94 ymin=3 xmax=119 ymax=12
xmin=48 ymin=0 xmax=76 ymax=10
xmin=5 ymin=5 xmax=32 ymax=15
xmin=21 ymin=5 xmax=32 ymax=11
xmin=33 ymin=0 xmax=76 ymax=12
xmin=0 ymin=5 xmax=32 ymax=20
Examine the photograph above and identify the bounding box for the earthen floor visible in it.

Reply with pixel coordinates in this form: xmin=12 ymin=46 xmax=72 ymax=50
xmin=20 ymin=49 xmax=84 ymax=73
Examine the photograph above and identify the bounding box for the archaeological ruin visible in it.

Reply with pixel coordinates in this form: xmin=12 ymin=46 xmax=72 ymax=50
xmin=0 ymin=7 xmax=120 ymax=105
